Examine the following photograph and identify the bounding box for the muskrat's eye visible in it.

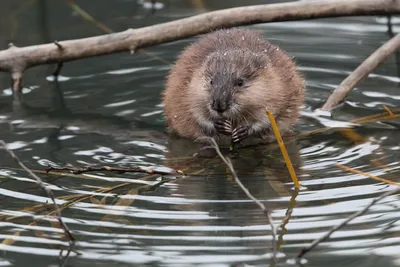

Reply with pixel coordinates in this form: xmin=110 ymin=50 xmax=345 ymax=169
xmin=236 ymin=78 xmax=244 ymax=87
xmin=210 ymin=80 xmax=213 ymax=85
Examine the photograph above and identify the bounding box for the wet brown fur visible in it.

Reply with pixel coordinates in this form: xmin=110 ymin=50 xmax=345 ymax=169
xmin=163 ymin=28 xmax=305 ymax=143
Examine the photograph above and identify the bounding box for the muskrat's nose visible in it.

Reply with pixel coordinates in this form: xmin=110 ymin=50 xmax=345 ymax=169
xmin=212 ymin=100 xmax=228 ymax=114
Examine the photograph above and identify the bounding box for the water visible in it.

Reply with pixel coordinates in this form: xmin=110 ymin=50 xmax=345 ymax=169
xmin=1 ymin=1 xmax=400 ymax=266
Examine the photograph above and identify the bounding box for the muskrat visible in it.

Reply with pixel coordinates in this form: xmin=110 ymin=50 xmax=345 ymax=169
xmin=163 ymin=28 xmax=305 ymax=146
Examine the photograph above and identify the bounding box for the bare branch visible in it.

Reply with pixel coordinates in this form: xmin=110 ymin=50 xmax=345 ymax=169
xmin=203 ymin=137 xmax=277 ymax=258
xmin=322 ymin=33 xmax=400 ymax=110
xmin=0 ymin=140 xmax=75 ymax=244
xmin=0 ymin=0 xmax=399 ymax=73
xmin=297 ymin=186 xmax=400 ymax=258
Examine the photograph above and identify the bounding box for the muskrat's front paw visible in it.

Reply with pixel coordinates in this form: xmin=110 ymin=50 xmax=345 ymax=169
xmin=214 ymin=119 xmax=232 ymax=135
xmin=232 ymin=126 xmax=250 ymax=144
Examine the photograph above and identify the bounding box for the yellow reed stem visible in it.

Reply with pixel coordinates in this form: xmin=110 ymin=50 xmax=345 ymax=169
xmin=338 ymin=128 xmax=367 ymax=144
xmin=336 ymin=163 xmax=400 ymax=186
xmin=266 ymin=109 xmax=300 ymax=188
xmin=383 ymin=105 xmax=394 ymax=116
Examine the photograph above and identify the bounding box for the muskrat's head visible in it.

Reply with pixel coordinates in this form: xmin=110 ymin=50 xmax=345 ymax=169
xmin=195 ymin=50 xmax=275 ymax=122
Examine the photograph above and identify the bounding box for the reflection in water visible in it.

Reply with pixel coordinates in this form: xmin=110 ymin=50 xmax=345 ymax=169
xmin=0 ymin=0 xmax=400 ymax=267
xmin=163 ymin=136 xmax=303 ymax=265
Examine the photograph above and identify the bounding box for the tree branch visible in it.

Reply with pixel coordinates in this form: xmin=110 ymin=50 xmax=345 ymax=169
xmin=297 ymin=186 xmax=400 ymax=258
xmin=0 ymin=0 xmax=399 ymax=75
xmin=322 ymin=33 xmax=400 ymax=110
xmin=45 ymin=165 xmax=186 ymax=176
xmin=0 ymin=140 xmax=75 ymax=244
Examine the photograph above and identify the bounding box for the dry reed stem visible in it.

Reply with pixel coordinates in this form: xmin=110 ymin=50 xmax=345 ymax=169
xmin=66 ymin=0 xmax=113 ymax=34
xmin=336 ymin=163 xmax=400 ymax=186
xmin=383 ymin=105 xmax=394 ymax=116
xmin=301 ymin=110 xmax=400 ymax=138
xmin=266 ymin=110 xmax=300 ymax=188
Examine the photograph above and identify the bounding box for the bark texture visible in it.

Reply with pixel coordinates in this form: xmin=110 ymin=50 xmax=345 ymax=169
xmin=0 ymin=0 xmax=399 ymax=75
xmin=322 ymin=33 xmax=400 ymax=111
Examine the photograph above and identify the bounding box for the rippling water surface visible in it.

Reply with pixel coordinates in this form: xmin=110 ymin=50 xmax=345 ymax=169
xmin=1 ymin=1 xmax=400 ymax=266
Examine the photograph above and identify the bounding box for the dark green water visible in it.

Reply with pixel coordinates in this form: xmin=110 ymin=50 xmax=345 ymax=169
xmin=0 ymin=1 xmax=400 ymax=266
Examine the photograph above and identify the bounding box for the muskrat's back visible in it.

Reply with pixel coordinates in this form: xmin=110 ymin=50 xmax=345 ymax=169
xmin=163 ymin=28 xmax=304 ymax=144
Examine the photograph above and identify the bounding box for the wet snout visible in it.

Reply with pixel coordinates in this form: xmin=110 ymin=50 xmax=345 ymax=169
xmin=209 ymin=75 xmax=234 ymax=115
xmin=211 ymin=99 xmax=229 ymax=114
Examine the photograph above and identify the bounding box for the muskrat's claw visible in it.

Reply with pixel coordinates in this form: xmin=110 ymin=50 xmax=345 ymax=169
xmin=232 ymin=126 xmax=250 ymax=144
xmin=214 ymin=119 xmax=232 ymax=135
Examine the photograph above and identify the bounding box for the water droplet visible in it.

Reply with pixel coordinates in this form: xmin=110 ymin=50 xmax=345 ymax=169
xmin=223 ymin=52 xmax=227 ymax=56
xmin=242 ymin=36 xmax=245 ymax=41
xmin=264 ymin=49 xmax=267 ymax=53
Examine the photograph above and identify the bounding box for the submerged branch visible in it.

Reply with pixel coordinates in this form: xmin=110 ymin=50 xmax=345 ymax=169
xmin=322 ymin=33 xmax=400 ymax=110
xmin=0 ymin=140 xmax=75 ymax=244
xmin=204 ymin=137 xmax=277 ymax=259
xmin=297 ymin=186 xmax=400 ymax=258
xmin=0 ymin=0 xmax=399 ymax=77
xmin=45 ymin=165 xmax=186 ymax=176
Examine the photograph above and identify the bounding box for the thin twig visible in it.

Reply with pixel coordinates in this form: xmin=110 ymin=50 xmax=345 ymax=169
xmin=0 ymin=140 xmax=75 ymax=244
xmin=297 ymin=186 xmax=400 ymax=258
xmin=59 ymin=242 xmax=78 ymax=267
xmin=52 ymin=62 xmax=64 ymax=77
xmin=322 ymin=33 xmax=400 ymax=110
xmin=203 ymin=137 xmax=277 ymax=258
xmin=54 ymin=41 xmax=63 ymax=49
xmin=45 ymin=165 xmax=186 ymax=176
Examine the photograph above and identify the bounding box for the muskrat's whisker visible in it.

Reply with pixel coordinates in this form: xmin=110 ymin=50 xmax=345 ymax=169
xmin=241 ymin=114 xmax=250 ymax=126
xmin=242 ymin=108 xmax=259 ymax=122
